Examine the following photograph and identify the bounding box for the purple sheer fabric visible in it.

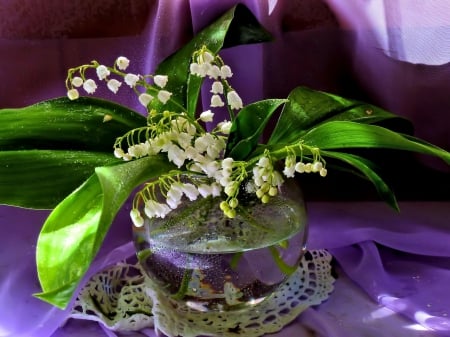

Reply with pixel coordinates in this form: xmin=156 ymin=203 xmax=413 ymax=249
xmin=0 ymin=1 xmax=449 ymax=336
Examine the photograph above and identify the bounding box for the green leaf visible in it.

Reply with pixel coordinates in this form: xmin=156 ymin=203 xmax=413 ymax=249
xmin=35 ymin=155 xmax=175 ymax=309
xmin=0 ymin=97 xmax=147 ymax=208
xmin=268 ymin=87 xmax=411 ymax=145
xmin=0 ymin=97 xmax=146 ymax=151
xmin=226 ymin=99 xmax=286 ymax=160
xmin=301 ymin=121 xmax=450 ymax=164
xmin=149 ymin=4 xmax=272 ymax=118
xmin=321 ymin=151 xmax=399 ymax=210
xmin=0 ymin=150 xmax=120 ymax=209
xmin=186 ymin=73 xmax=204 ymax=118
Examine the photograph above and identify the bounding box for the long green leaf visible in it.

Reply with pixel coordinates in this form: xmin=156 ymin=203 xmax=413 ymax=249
xmin=301 ymin=121 xmax=450 ymax=164
xmin=268 ymin=87 xmax=411 ymax=145
xmin=226 ymin=99 xmax=286 ymax=160
xmin=0 ymin=97 xmax=146 ymax=151
xmin=0 ymin=150 xmax=119 ymax=209
xmin=35 ymin=155 xmax=175 ymax=309
xmin=321 ymin=151 xmax=399 ymax=210
xmin=0 ymin=97 xmax=147 ymax=208
xmin=150 ymin=4 xmax=272 ymax=118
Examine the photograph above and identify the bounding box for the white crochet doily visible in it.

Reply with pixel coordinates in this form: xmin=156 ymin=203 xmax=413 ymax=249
xmin=71 ymin=250 xmax=334 ymax=336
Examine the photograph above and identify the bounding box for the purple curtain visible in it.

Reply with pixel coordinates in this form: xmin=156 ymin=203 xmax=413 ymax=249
xmin=0 ymin=1 xmax=449 ymax=336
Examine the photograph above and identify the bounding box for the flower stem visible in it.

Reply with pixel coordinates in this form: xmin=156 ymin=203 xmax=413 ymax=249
xmin=268 ymin=246 xmax=297 ymax=276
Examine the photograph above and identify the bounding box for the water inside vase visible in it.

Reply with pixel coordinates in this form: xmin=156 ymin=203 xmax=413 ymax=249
xmin=134 ymin=193 xmax=307 ymax=312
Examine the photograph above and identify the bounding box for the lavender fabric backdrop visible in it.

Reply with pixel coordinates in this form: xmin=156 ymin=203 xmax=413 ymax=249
xmin=0 ymin=1 xmax=449 ymax=336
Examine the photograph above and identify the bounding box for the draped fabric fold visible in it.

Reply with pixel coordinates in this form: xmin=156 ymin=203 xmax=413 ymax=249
xmin=0 ymin=1 xmax=448 ymax=336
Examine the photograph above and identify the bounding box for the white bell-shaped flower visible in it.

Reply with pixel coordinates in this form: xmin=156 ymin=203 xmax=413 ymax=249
xmin=124 ymin=73 xmax=140 ymax=87
xmin=200 ymin=110 xmax=214 ymax=122
xmin=210 ymin=94 xmax=224 ymax=107
xmin=67 ymin=88 xmax=79 ymax=100
xmin=167 ymin=143 xmax=186 ymax=168
xmin=130 ymin=209 xmax=144 ymax=227
xmin=207 ymin=65 xmax=221 ymax=79
xmin=107 ymin=79 xmax=122 ymax=94
xmin=210 ymin=81 xmax=224 ymax=94
xmin=154 ymin=75 xmax=168 ymax=88
xmin=82 ymin=79 xmax=97 ymax=94
xmin=138 ymin=93 xmax=153 ymax=107
xmin=157 ymin=90 xmax=172 ymax=104
xmin=96 ymin=65 xmax=110 ymax=80
xmin=218 ymin=120 xmax=232 ymax=134
xmin=181 ymin=183 xmax=199 ymax=201
xmin=227 ymin=90 xmax=243 ymax=110
xmin=116 ymin=56 xmax=130 ymax=70
xmin=71 ymin=76 xmax=83 ymax=87
xmin=220 ymin=65 xmax=233 ymax=78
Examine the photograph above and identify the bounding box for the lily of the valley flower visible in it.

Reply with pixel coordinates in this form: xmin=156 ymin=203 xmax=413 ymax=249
xmin=130 ymin=209 xmax=144 ymax=227
xmin=218 ymin=120 xmax=232 ymax=134
xmin=181 ymin=183 xmax=200 ymax=201
xmin=227 ymin=91 xmax=243 ymax=110
xmin=138 ymin=93 xmax=153 ymax=107
xmin=116 ymin=56 xmax=130 ymax=71
xmin=107 ymin=79 xmax=122 ymax=94
xmin=96 ymin=65 xmax=110 ymax=80
xmin=157 ymin=90 xmax=172 ymax=104
xmin=71 ymin=77 xmax=83 ymax=87
xmin=166 ymin=143 xmax=186 ymax=168
xmin=190 ymin=63 xmax=206 ymax=77
xmin=200 ymin=51 xmax=215 ymax=63
xmin=207 ymin=65 xmax=221 ymax=79
xmin=211 ymin=81 xmax=224 ymax=94
xmin=211 ymin=94 xmax=224 ymax=107
xmin=154 ymin=75 xmax=168 ymax=88
xmin=82 ymin=79 xmax=97 ymax=94
xmin=144 ymin=200 xmax=171 ymax=219
xmin=67 ymin=88 xmax=79 ymax=100
xmin=200 ymin=110 xmax=214 ymax=122
xmin=312 ymin=161 xmax=323 ymax=173
xmin=128 ymin=142 xmax=151 ymax=158
xmin=283 ymin=155 xmax=296 ymax=178
xmin=220 ymin=65 xmax=233 ymax=78
xmin=198 ymin=182 xmax=221 ymax=198
xmin=166 ymin=182 xmax=183 ymax=209
xmin=124 ymin=73 xmax=140 ymax=87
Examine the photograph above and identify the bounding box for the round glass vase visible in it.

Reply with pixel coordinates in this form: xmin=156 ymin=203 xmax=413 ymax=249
xmin=133 ymin=177 xmax=307 ymax=312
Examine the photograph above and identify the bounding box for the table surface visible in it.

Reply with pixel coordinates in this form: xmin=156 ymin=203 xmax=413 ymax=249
xmin=1 ymin=201 xmax=449 ymax=337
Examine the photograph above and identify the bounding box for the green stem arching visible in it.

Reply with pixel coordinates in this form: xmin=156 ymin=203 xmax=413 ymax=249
xmin=268 ymin=246 xmax=297 ymax=276
xmin=67 ymin=61 xmax=193 ymax=123
xmin=242 ymin=142 xmax=319 ymax=173
xmin=172 ymin=268 xmax=194 ymax=300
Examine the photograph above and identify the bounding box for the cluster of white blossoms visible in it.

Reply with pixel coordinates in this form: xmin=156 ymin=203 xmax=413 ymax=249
xmin=190 ymin=48 xmax=243 ymax=110
xmin=252 ymin=155 xmax=285 ymax=204
xmin=283 ymin=154 xmax=328 ymax=178
xmin=66 ymin=56 xmax=172 ymax=108
xmin=65 ymin=48 xmax=327 ymax=226
xmin=117 ymin=113 xmax=249 ymax=221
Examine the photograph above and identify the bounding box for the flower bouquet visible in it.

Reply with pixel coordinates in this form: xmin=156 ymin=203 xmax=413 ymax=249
xmin=0 ymin=4 xmax=448 ymax=313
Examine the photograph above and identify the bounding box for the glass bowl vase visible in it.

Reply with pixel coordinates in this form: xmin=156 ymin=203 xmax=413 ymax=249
xmin=132 ymin=177 xmax=308 ymax=313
